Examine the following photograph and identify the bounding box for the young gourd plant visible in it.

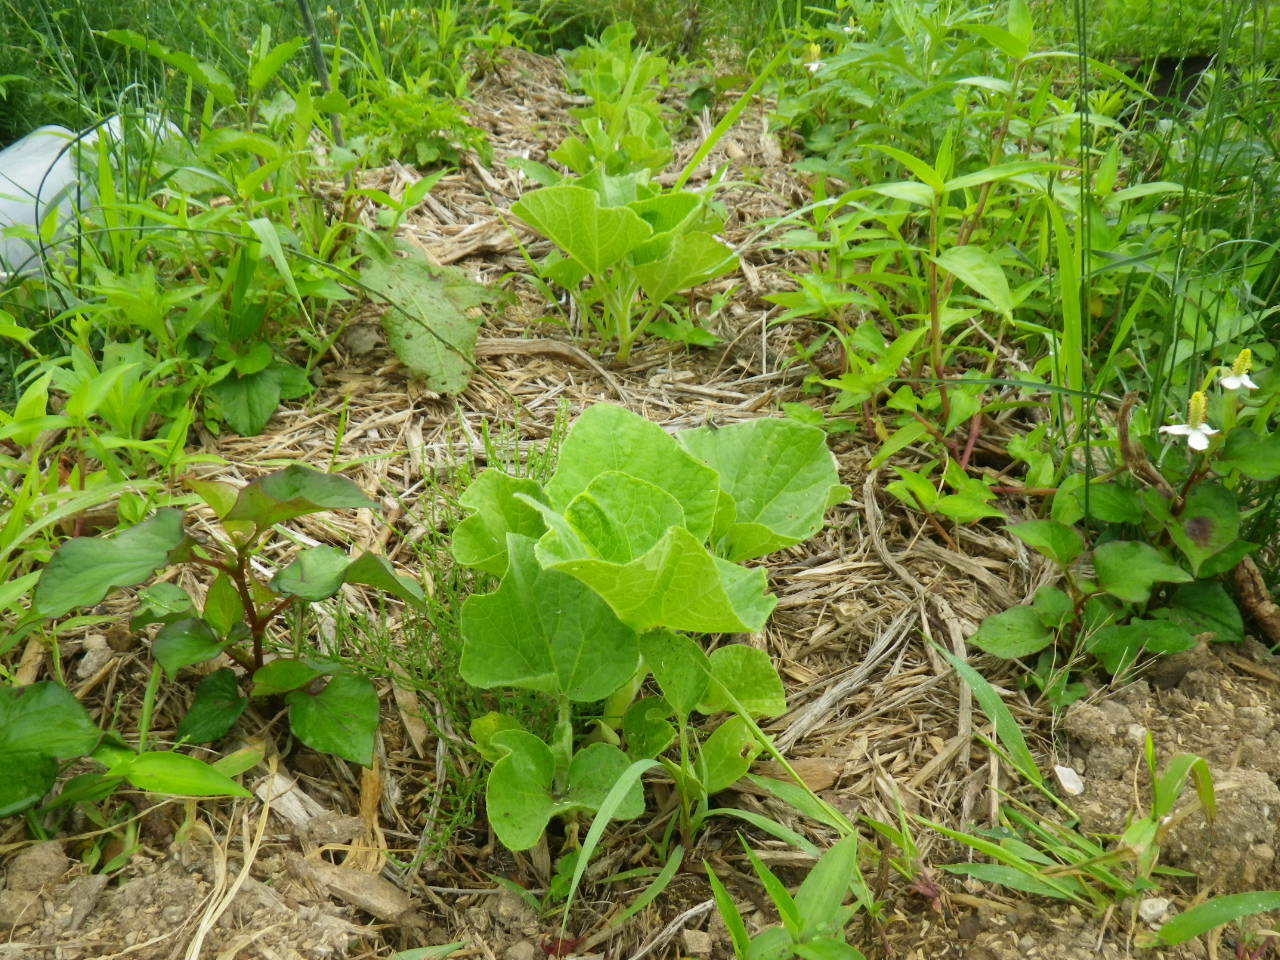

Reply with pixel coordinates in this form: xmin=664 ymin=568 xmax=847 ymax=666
xmin=6 ymin=465 xmax=422 ymax=818
xmin=510 ymin=23 xmax=780 ymax=360
xmin=449 ymin=403 xmax=847 ymax=855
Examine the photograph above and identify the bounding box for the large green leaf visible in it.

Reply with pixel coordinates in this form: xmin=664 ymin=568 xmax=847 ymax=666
xmin=1093 ymin=541 xmax=1193 ymax=604
xmin=1216 ymin=428 xmax=1280 ymax=481
xmin=359 ymin=238 xmax=498 ymax=393
xmin=632 ymin=231 xmax=737 ymax=303
xmin=698 ymin=644 xmax=786 ymax=717
xmin=678 ymin=418 xmax=845 ymax=561
xmin=1145 ymin=891 xmax=1280 ymax=947
xmin=177 ymin=669 xmax=248 ymax=744
xmin=700 ymin=716 xmax=759 ymax=793
xmin=537 ymin=523 xmax=776 ymax=634
xmin=545 ymin=404 xmax=721 ymax=542
xmin=0 ymin=683 xmax=99 ymax=817
xmin=153 ymin=618 xmax=225 ymax=678
xmin=451 ymin=470 xmax=548 ymax=576
xmin=225 ymin=465 xmax=374 ymax=529
xmin=107 ymin=751 xmax=251 ymax=798
xmin=286 ymin=673 xmax=380 ymax=765
xmin=485 ymin=730 xmax=644 ymax=851
xmin=932 ymin=245 xmax=1014 ymax=317
xmin=1164 ymin=483 xmax=1242 ymax=577
xmin=1007 ymin=520 xmax=1085 ymax=567
xmin=637 ymin=629 xmax=710 ymax=719
xmin=512 ymin=185 xmax=652 ymax=276
xmin=1161 ymin=581 xmax=1243 ymax=644
xmin=460 ymin=535 xmax=638 ymax=702
xmin=35 ymin=509 xmax=190 ymax=617
xmin=271 ymin=546 xmax=351 ymax=601
xmin=1087 ymin=619 xmax=1197 ymax=674
xmin=971 ymin=606 xmax=1055 ymax=659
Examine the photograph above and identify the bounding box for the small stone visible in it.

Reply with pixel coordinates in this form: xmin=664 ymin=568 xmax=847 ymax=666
xmin=5 ymin=841 xmax=68 ymax=890
xmin=503 ymin=940 xmax=537 ymax=960
xmin=1139 ymin=897 xmax=1171 ymax=924
xmin=0 ymin=889 xmax=40 ymax=927
xmin=682 ymin=928 xmax=713 ymax=954
xmin=75 ymin=633 xmax=114 ymax=679
xmin=493 ymin=890 xmax=535 ymax=926
xmin=1053 ymin=765 xmax=1085 ymax=796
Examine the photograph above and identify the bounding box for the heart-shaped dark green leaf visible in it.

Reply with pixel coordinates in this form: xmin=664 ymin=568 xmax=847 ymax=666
xmin=225 ymin=465 xmax=374 ymax=529
xmin=1161 ymin=581 xmax=1243 ymax=644
xmin=272 ymin=545 xmax=351 ymax=600
xmin=1093 ymin=541 xmax=1192 ymax=604
xmin=178 ymin=669 xmax=248 ymax=743
xmin=36 ymin=509 xmax=190 ymax=618
xmin=1087 ymin=619 xmax=1197 ymax=674
xmin=971 ymin=606 xmax=1055 ymax=659
xmin=252 ymin=658 xmax=324 ymax=696
xmin=287 ymin=673 xmax=379 ymax=766
xmin=1007 ymin=520 xmax=1085 ymax=567
xmin=679 ymin=418 xmax=845 ymax=562
xmin=698 ymin=644 xmax=786 ymax=718
xmin=451 ymin=470 xmax=548 ymax=576
xmin=1216 ymin=428 xmax=1280 ymax=481
xmin=485 ymin=730 xmax=644 ymax=851
xmin=130 ymin=582 xmax=196 ymax=630
xmin=460 ymin=534 xmax=638 ymax=702
xmin=154 ymin=618 xmax=225 ymax=678
xmin=1164 ymin=483 xmax=1242 ymax=577
xmin=1031 ymin=585 xmax=1074 ymax=630
xmin=0 ymin=683 xmax=98 ymax=815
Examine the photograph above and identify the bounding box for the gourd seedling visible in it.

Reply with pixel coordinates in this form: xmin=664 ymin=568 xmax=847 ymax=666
xmin=451 ymin=403 xmax=848 ymax=851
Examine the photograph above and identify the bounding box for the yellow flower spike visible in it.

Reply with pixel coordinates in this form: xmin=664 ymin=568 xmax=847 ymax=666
xmin=1188 ymin=391 xmax=1208 ymax=430
xmin=806 ymin=42 xmax=822 ymax=62
xmin=1232 ymin=349 xmax=1252 ymax=377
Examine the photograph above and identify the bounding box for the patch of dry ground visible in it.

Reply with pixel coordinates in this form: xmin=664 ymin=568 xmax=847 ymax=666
xmin=4 ymin=49 xmax=1279 ymax=960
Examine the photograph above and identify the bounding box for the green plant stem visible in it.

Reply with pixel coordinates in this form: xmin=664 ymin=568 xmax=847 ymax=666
xmin=926 ymin=202 xmax=951 ymax=426
xmin=138 ymin=662 xmax=162 ymax=752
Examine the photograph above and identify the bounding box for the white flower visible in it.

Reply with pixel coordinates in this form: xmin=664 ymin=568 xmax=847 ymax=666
xmin=806 ymin=60 xmax=825 ymax=74
xmin=1220 ymin=372 xmax=1258 ymax=391
xmin=1159 ymin=422 xmax=1219 ymax=451
xmin=842 ymin=24 xmax=854 ymax=34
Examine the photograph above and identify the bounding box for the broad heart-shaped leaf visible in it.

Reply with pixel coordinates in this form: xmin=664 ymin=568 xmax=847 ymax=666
xmin=153 ymin=618 xmax=225 ymax=678
xmin=700 ymin=716 xmax=760 ymax=794
xmin=252 ymin=658 xmax=324 ymax=696
xmin=1007 ymin=520 xmax=1085 ymax=567
xmin=271 ymin=547 xmax=426 ymax=607
xmin=638 ymin=629 xmax=710 ymax=719
xmin=1216 ymin=427 xmax=1280 ymax=481
xmin=286 ymin=672 xmax=379 ymax=765
xmin=678 ymin=418 xmax=844 ymax=561
xmin=0 ymin=682 xmax=99 ymax=817
xmin=622 ymin=698 xmax=676 ymax=759
xmin=359 ymin=237 xmax=498 ymax=393
xmin=178 ymin=669 xmax=248 ymax=743
xmin=1087 ymin=619 xmax=1197 ymax=674
xmin=697 ymin=644 xmax=786 ymax=718
xmin=35 ymin=509 xmax=190 ymax=618
xmin=272 ymin=545 xmax=350 ymax=600
xmin=1160 ymin=581 xmax=1244 ymax=644
xmin=1164 ymin=483 xmax=1242 ymax=577
xmin=932 ymin=245 xmax=1014 ymax=318
xmin=537 ymin=523 xmax=776 ymax=634
xmin=512 ymin=184 xmax=652 ymax=276
xmin=1093 ymin=541 xmax=1192 ymax=604
xmin=226 ymin=465 xmax=374 ymax=529
xmin=971 ymin=606 xmax=1055 ymax=659
xmin=107 ymin=751 xmax=250 ymax=798
xmin=460 ymin=534 xmax=638 ymax=702
xmin=0 ymin=682 xmax=99 ymax=763
xmin=545 ymin=404 xmax=721 ymax=542
xmin=451 ymin=470 xmax=548 ymax=576
xmin=206 ymin=366 xmax=282 ymax=436
xmin=485 ymin=730 xmax=644 ymax=851
xmin=632 ymin=230 xmax=738 ymax=304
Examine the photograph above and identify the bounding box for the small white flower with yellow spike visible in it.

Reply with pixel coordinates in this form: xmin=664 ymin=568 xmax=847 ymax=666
xmin=805 ymin=43 xmax=825 ymax=73
xmin=1160 ymin=391 xmax=1218 ymax=451
xmin=1221 ymin=349 xmax=1258 ymax=392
